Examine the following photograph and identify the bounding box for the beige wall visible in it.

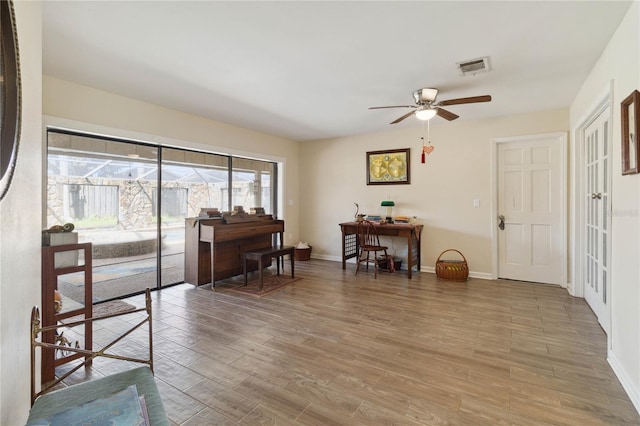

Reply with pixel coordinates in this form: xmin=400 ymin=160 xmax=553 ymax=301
xmin=299 ymin=109 xmax=569 ymax=276
xmin=5 ymin=1 xmax=639 ymax=422
xmin=570 ymin=1 xmax=640 ymax=412
xmin=42 ymin=77 xmax=301 ymax=244
xmin=0 ymin=1 xmax=43 ymax=424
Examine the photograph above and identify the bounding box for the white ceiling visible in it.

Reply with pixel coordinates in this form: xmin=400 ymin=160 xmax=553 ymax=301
xmin=42 ymin=1 xmax=632 ymax=142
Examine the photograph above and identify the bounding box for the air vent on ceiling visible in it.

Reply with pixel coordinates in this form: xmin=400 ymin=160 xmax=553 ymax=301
xmin=457 ymin=56 xmax=491 ymax=76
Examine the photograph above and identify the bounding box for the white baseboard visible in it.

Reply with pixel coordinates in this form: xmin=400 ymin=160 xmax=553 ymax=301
xmin=308 ymin=256 xmax=493 ymax=280
xmin=608 ymin=350 xmax=640 ymax=415
xmin=310 ymin=254 xmax=341 ymax=262
xmin=421 ymin=266 xmax=493 ymax=280
xmin=310 ymin=255 xmax=417 ymax=271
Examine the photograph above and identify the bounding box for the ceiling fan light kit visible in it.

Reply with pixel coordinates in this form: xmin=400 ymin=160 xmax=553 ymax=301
xmin=415 ymin=107 xmax=437 ymax=121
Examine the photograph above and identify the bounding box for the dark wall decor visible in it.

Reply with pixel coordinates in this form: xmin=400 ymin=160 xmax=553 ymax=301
xmin=0 ymin=0 xmax=21 ymax=200
xmin=621 ymin=90 xmax=639 ymax=175
xmin=366 ymin=148 xmax=410 ymax=185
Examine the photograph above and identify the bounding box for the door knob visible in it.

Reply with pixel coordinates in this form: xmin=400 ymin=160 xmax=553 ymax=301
xmin=498 ymin=215 xmax=505 ymax=231
xmin=591 ymin=193 xmax=602 ymax=199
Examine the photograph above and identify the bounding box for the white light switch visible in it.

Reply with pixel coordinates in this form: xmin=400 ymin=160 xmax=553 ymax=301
xmin=288 ymin=199 xmax=294 ymax=206
xmin=473 ymin=199 xmax=480 ymax=208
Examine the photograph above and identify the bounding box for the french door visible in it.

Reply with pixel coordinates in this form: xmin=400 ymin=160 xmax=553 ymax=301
xmin=583 ymin=107 xmax=611 ymax=332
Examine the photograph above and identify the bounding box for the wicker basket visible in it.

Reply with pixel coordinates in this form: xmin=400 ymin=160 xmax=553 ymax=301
xmin=435 ymin=249 xmax=469 ymax=281
xmin=294 ymin=246 xmax=312 ymax=261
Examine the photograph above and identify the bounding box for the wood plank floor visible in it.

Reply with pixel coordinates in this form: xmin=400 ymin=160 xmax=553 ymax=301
xmin=61 ymin=259 xmax=640 ymax=425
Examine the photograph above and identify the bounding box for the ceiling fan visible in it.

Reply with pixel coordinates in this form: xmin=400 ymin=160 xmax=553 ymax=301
xmin=369 ymin=88 xmax=491 ymax=124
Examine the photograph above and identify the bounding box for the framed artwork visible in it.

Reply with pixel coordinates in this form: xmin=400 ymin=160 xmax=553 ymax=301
xmin=366 ymin=148 xmax=410 ymax=185
xmin=621 ymin=90 xmax=639 ymax=175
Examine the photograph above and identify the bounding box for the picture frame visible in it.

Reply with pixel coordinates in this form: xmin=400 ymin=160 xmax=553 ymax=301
xmin=621 ymin=90 xmax=639 ymax=175
xmin=366 ymin=148 xmax=410 ymax=185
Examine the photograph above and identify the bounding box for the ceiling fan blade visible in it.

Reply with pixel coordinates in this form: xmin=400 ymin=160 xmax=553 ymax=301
xmin=369 ymin=105 xmax=415 ymax=110
xmin=436 ymin=107 xmax=459 ymax=121
xmin=439 ymin=95 xmax=492 ymax=106
xmin=391 ymin=110 xmax=416 ymax=124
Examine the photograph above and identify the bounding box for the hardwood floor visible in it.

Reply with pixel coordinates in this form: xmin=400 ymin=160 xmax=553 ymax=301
xmin=62 ymin=259 xmax=640 ymax=425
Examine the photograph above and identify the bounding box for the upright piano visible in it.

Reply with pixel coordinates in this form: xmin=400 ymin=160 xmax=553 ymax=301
xmin=184 ymin=215 xmax=284 ymax=287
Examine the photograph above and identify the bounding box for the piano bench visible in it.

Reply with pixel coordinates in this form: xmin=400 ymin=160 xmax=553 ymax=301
xmin=243 ymin=246 xmax=295 ymax=290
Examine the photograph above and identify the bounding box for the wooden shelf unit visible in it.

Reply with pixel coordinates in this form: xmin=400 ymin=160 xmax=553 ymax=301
xmin=41 ymin=242 xmax=93 ymax=384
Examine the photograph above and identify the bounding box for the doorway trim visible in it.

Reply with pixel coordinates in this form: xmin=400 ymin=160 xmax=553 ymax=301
xmin=491 ymin=132 xmax=568 ymax=286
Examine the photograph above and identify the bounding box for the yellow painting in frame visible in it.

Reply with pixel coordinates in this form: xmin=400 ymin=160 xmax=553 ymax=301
xmin=366 ymin=148 xmax=410 ymax=185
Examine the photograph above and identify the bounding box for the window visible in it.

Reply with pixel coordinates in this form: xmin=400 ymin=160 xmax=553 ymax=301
xmin=232 ymin=157 xmax=275 ymax=214
xmin=47 ymin=129 xmax=279 ymax=299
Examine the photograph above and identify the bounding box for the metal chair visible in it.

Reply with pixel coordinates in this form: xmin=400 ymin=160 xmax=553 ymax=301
xmin=355 ymin=220 xmax=389 ymax=278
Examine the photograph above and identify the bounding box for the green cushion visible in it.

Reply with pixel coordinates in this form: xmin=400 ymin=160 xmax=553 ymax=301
xmin=28 ymin=366 xmax=168 ymax=426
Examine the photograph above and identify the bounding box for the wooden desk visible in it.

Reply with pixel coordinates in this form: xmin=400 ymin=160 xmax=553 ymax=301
xmin=339 ymin=222 xmax=423 ymax=278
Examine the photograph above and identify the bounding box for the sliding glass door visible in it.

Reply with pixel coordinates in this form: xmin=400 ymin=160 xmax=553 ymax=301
xmin=159 ymin=148 xmax=231 ymax=288
xmin=47 ymin=130 xmax=277 ymax=301
xmin=231 ymin=157 xmax=274 ymax=215
xmin=47 ymin=133 xmax=159 ymax=301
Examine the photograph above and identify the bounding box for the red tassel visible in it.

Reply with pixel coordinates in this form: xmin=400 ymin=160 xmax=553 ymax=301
xmin=421 ymin=152 xmax=425 ymax=163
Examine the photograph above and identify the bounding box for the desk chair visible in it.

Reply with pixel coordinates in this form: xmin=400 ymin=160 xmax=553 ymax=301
xmin=355 ymin=220 xmax=389 ymax=278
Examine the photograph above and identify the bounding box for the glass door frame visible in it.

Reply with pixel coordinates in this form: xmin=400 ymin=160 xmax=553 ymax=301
xmin=46 ymin=128 xmax=279 ymax=299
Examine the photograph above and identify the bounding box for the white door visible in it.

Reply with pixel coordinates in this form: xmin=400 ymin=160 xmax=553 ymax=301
xmin=496 ymin=134 xmax=567 ymax=285
xmin=583 ymin=109 xmax=611 ymax=331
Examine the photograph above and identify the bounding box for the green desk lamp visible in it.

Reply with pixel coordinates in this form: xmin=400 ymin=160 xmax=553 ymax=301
xmin=381 ymin=200 xmax=395 ymax=223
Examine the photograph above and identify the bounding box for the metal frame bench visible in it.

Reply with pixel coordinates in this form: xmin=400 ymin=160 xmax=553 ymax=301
xmin=28 ymin=288 xmax=168 ymax=425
